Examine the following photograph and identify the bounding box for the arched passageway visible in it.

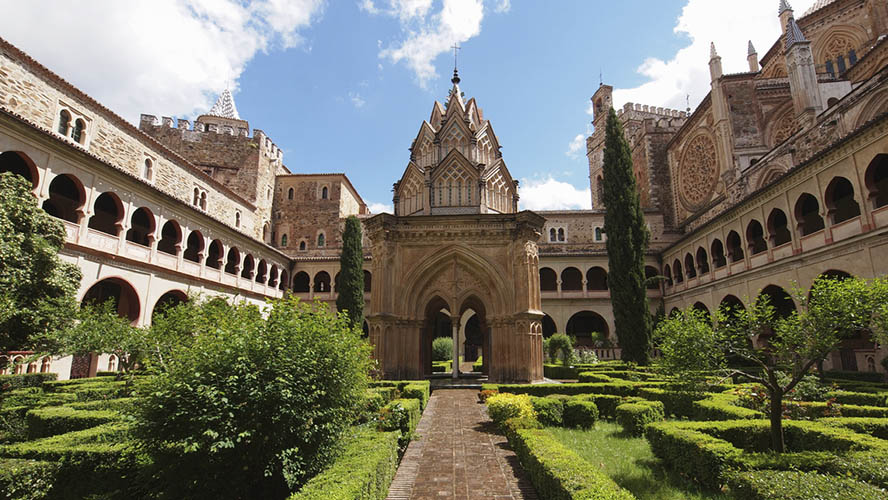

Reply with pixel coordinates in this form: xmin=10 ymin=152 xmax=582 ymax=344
xmin=0 ymin=151 xmax=38 ymax=188
xmin=565 ymin=310 xmax=609 ymax=347
xmin=81 ymin=277 xmax=140 ymax=324
xmin=152 ymin=290 xmax=187 ymax=320
xmin=43 ymin=174 xmax=84 ymax=223
xmin=541 ymin=314 xmax=557 ymax=338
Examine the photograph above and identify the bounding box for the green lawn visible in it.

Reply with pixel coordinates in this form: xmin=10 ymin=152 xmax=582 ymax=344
xmin=547 ymin=422 xmax=732 ymax=500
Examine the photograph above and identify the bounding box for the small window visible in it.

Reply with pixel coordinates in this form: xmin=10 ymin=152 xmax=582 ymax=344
xmin=849 ymin=49 xmax=857 ymax=65
xmin=72 ymin=119 xmax=86 ymax=144
xmin=825 ymin=60 xmax=835 ymax=77
xmin=281 ymin=234 xmax=288 ymax=247
xmin=58 ymin=110 xmax=71 ymax=135
xmin=557 ymin=228 xmax=565 ymax=242
xmin=594 ymin=227 xmax=603 ymax=241
xmin=549 ymin=228 xmax=556 ymax=242
xmin=837 ymin=55 xmax=846 ymax=74
xmin=267 ymin=186 xmax=272 ymax=200
xmin=235 ymin=211 xmax=241 ymax=228
xmin=299 ymin=241 xmax=306 ymax=251
xmin=200 ymin=191 xmax=207 ymax=211
xmin=322 ymin=186 xmax=329 ymax=199
xmin=318 ymin=233 xmax=325 ymax=247
xmin=193 ymin=188 xmax=200 ymax=206
xmin=288 ymin=187 xmax=294 ymax=200
xmin=143 ymin=158 xmax=153 ymax=181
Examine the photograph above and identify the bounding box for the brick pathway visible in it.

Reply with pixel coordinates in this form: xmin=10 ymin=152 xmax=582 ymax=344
xmin=386 ymin=389 xmax=537 ymax=500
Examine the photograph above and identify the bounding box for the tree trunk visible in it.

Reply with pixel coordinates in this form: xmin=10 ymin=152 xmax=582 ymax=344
xmin=769 ymin=389 xmax=785 ymax=453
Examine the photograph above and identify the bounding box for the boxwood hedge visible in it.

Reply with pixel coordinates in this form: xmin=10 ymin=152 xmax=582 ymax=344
xmin=726 ymin=470 xmax=887 ymax=500
xmin=615 ymin=401 xmax=664 ymax=436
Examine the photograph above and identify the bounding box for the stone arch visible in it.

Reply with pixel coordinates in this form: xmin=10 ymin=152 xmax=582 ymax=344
xmin=719 ymin=294 xmax=745 ymax=317
xmin=256 ymin=259 xmax=267 ymax=284
xmin=854 ymin=89 xmax=888 ymax=130
xmin=663 ymin=264 xmax=673 ymax=287
xmin=566 ymin=310 xmax=609 ymax=345
xmin=363 ymin=270 xmax=372 ymax=293
xmin=695 ymin=247 xmax=709 ymax=274
xmin=42 ymin=173 xmax=85 ymax=223
xmin=241 ymin=254 xmax=255 ymax=279
xmin=672 ymin=259 xmax=683 ymax=283
xmin=757 ymin=167 xmax=785 ymax=189
xmin=88 ymin=192 xmax=124 ymax=236
xmin=758 ymin=285 xmax=796 ymax=319
xmin=539 ymin=267 xmax=557 ymax=291
xmin=292 ymin=271 xmax=310 ymax=293
xmin=421 ymin=295 xmax=453 ymax=376
xmin=813 ymin=25 xmax=868 ymax=70
xmin=126 ymin=207 xmax=155 ymax=247
xmin=864 ymin=154 xmax=888 ymax=210
xmin=157 ymin=220 xmax=181 ymax=255
xmin=726 ymin=230 xmax=744 ymax=262
xmin=81 ymin=277 xmax=140 ymax=324
xmin=684 ymin=253 xmax=696 ymax=279
xmin=711 ymin=238 xmax=727 ymax=268
xmin=560 ymin=267 xmax=582 ymax=291
xmin=692 ymin=301 xmax=711 ymax=319
xmin=795 ymin=193 xmax=825 ymax=236
xmin=767 ymin=208 xmax=792 ymax=247
xmin=458 ymin=295 xmax=490 ymax=374
xmin=183 ymin=230 xmax=204 ymax=263
xmin=746 ymin=219 xmax=767 ymax=255
xmin=644 ymin=265 xmax=659 ymax=289
xmin=0 ymin=151 xmax=38 ymax=188
xmin=268 ymin=266 xmax=279 ymax=288
xmin=541 ymin=314 xmax=557 ymax=338
xmin=824 ymin=176 xmax=861 ymax=224
xmin=205 ymin=240 xmax=223 ymax=269
xmin=224 ymin=247 xmax=240 ymax=275
xmin=279 ymin=269 xmax=289 ymax=291
xmin=313 ymin=271 xmax=331 ymax=293
xmin=586 ymin=267 xmax=608 ymax=290
xmin=152 ymin=290 xmax=187 ymax=319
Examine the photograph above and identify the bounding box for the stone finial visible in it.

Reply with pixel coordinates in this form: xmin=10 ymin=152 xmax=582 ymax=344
xmin=778 ymin=0 xmax=792 ymax=14
xmin=747 ymin=40 xmax=757 ymax=56
xmin=710 ymin=42 xmax=719 ymax=59
xmin=747 ymin=41 xmax=760 ymax=72
xmin=785 ymin=16 xmax=807 ymax=49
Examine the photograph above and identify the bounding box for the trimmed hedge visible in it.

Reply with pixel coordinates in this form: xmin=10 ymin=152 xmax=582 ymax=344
xmin=531 ymin=397 xmax=564 ymax=426
xmin=25 ymin=407 xmax=121 ymax=439
xmin=288 ymin=428 xmax=400 ymax=500
xmin=726 ymin=470 xmax=887 ymax=500
xmin=401 ymin=383 xmax=429 ymax=411
xmin=0 ymin=374 xmax=56 ymax=392
xmin=615 ymin=401 xmax=664 ymax=436
xmin=506 ymin=427 xmax=635 ymax=500
xmin=563 ymin=400 xmax=599 ymax=429
xmin=377 ymin=399 xmax=420 ymax=436
xmin=1 ymin=389 xmax=77 ymax=410
xmin=573 ymin=394 xmax=626 ymax=419
xmin=0 ymin=458 xmax=58 ymax=500
xmin=577 ymin=372 xmax=614 ymax=383
xmin=819 ymin=417 xmax=888 ymax=439
xmin=826 ymin=390 xmax=888 ymax=407
xmin=483 ymin=381 xmax=659 ymax=398
xmin=544 ymin=364 xmax=580 ymax=380
xmin=824 ymin=370 xmax=884 ymax=383
xmin=636 ymin=387 xmax=705 ymax=418
xmin=0 ymin=407 xmax=29 ymax=443
xmin=692 ymin=392 xmax=763 ymax=420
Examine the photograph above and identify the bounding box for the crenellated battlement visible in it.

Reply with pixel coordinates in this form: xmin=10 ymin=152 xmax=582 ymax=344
xmin=617 ymin=102 xmax=688 ymax=120
xmin=139 ymin=114 xmax=283 ymax=162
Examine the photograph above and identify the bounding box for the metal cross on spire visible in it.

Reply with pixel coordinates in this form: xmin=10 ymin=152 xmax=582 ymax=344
xmin=451 ymin=43 xmax=461 ymax=84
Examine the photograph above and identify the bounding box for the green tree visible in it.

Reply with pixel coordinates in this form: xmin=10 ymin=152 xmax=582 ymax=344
xmin=335 ymin=215 xmax=364 ymax=328
xmin=132 ymin=296 xmax=371 ymax=498
xmin=655 ymin=277 xmax=886 ymax=452
xmin=601 ymin=108 xmax=651 ymax=364
xmin=0 ymin=172 xmax=81 ymax=351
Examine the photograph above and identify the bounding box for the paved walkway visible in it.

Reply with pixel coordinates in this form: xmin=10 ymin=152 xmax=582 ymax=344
xmin=386 ymin=389 xmax=537 ymax=500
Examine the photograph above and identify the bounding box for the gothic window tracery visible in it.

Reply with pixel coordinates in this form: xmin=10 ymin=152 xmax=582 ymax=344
xmin=678 ymin=134 xmax=718 ymax=210
xmin=772 ymin=111 xmax=798 ymax=147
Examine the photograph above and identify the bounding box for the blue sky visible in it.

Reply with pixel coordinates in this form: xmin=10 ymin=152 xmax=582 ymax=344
xmin=0 ymin=0 xmax=816 ymax=211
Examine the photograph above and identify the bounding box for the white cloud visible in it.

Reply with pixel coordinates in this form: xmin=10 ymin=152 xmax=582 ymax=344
xmin=608 ymin=0 xmax=817 ymax=112
xmin=565 ymin=134 xmax=585 ymax=159
xmin=368 ymin=201 xmax=394 ymax=213
xmin=349 ymin=91 xmax=367 ymax=108
xmin=518 ymin=177 xmax=592 ymax=211
xmin=376 ymin=0 xmax=513 ymax=87
xmin=0 ymin=0 xmax=325 ymax=122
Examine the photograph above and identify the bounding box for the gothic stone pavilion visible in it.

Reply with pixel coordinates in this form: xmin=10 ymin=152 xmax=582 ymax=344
xmin=1 ymin=0 xmax=888 ymax=381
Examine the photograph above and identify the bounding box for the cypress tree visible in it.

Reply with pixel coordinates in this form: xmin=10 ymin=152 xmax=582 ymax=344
xmin=336 ymin=215 xmax=364 ymax=329
xmin=601 ymin=108 xmax=652 ymax=364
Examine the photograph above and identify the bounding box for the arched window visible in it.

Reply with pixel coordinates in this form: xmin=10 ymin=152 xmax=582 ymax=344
xmin=126 ymin=207 xmax=155 ymax=247
xmin=684 ymin=253 xmax=696 ymax=279
xmin=565 ymin=311 xmax=609 ymax=345
xmin=279 ymin=270 xmax=289 ymax=291
xmin=199 ymin=191 xmax=207 ymax=211
xmin=539 ymin=267 xmax=557 ymax=291
xmin=42 ymin=174 xmax=84 ymax=223
xmin=143 ymin=159 xmax=153 ymax=180
xmin=241 ymin=254 xmax=255 ymax=279
xmin=262 ymin=223 xmax=270 ymax=243
xmin=549 ymin=228 xmax=556 ymax=242
xmin=0 ymin=151 xmax=38 ymax=188
xmin=726 ymin=230 xmax=744 ymax=262
xmin=281 ymin=234 xmax=288 ymax=247
xmin=81 ymin=277 xmax=140 ymax=324
xmin=317 ymin=233 xmax=325 ymax=247
xmin=58 ymin=110 xmax=71 ymax=135
xmin=560 ymin=267 xmax=583 ymax=291
xmin=40 ymin=357 xmax=51 ymax=373
xmin=256 ymin=260 xmax=268 ymax=284
xmin=314 ymin=271 xmax=331 ymax=292
xmin=288 ymin=187 xmax=294 ymax=200
xmin=672 ymin=259 xmax=683 ymax=283
xmin=594 ymin=227 xmax=603 ymax=241
xmin=795 ymin=193 xmax=825 ymax=236
xmin=692 ymin=302 xmax=711 ymax=319
xmin=193 ymin=188 xmax=200 ymax=206
xmin=644 ymin=266 xmax=659 ymax=290
xmin=299 ymin=240 xmax=306 ymax=251
xmin=663 ymin=264 xmax=673 ymax=287
xmin=825 ymin=177 xmax=861 ymax=224
xmin=268 ymin=266 xmax=279 ymax=288
xmin=88 ymin=192 xmax=123 ymax=236
xmin=758 ymin=285 xmax=796 ymax=319
xmin=746 ymin=220 xmax=767 ymax=255
xmin=205 ymin=240 xmax=223 ymax=269
xmin=292 ymin=271 xmax=310 ymax=292
xmin=184 ymin=231 xmax=203 ymax=263
xmin=321 ymin=186 xmax=328 ymax=199
xmin=767 ymin=208 xmax=791 ymax=247
xmin=364 ymin=270 xmax=372 ymax=293
xmin=586 ymin=267 xmax=608 ymax=290
xmin=235 ymin=211 xmax=241 ymax=228
xmin=72 ymin=119 xmax=86 ymax=144
xmin=711 ymin=239 xmax=726 ymax=268
xmin=557 ymin=228 xmax=565 ymax=242
xmin=719 ymin=295 xmax=745 ymax=319
xmin=696 ymin=247 xmax=709 ymax=274
xmin=865 ymin=154 xmax=888 ymax=209
xmin=225 ymin=247 xmax=240 ymax=275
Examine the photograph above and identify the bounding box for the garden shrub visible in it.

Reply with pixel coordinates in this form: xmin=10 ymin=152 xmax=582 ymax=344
xmin=288 ymin=429 xmax=399 ymax=500
xmin=741 ymin=450 xmax=888 ymax=489
xmin=692 ymin=391 xmax=763 ymax=420
xmin=401 ymin=383 xmax=429 ymax=410
xmin=572 ymin=394 xmax=625 ymax=419
xmin=644 ymin=421 xmax=744 ymax=489
xmin=506 ymin=428 xmax=635 ymax=500
xmin=483 ymin=380 xmax=649 ymax=398
xmin=562 ymin=400 xmax=598 ymax=429
xmin=486 ymin=393 xmax=534 ymax=426
xmin=0 ymin=374 xmax=56 ymax=392
xmin=636 ymin=387 xmax=704 ymax=418
xmin=530 ymin=397 xmax=563 ymax=426
xmin=0 ymin=407 xmax=29 ymax=443
xmin=577 ymin=372 xmax=613 ymax=383
xmin=823 ymin=370 xmax=884 ymax=383
xmin=370 ymin=387 xmax=398 ymax=404
xmin=65 ymin=397 xmax=135 ymax=412
xmin=431 ymin=336 xmax=453 ymax=362
xmin=1 ymin=389 xmax=76 ymax=410
xmin=615 ymin=401 xmax=664 ymax=436
xmin=471 ymin=358 xmax=483 ymax=372
xmin=826 ymin=390 xmax=888 ymax=407
xmin=478 ymin=389 xmax=498 ymax=403
xmin=543 ymin=364 xmax=579 ymax=380
xmin=130 ymin=297 xmax=372 ymax=499
xmin=26 ymin=406 xmax=120 ymax=439
xmin=726 ymin=470 xmax=887 ymax=500
xmin=0 ymin=458 xmax=58 ymax=500
xmin=819 ymin=417 xmax=888 ymax=439
xmin=376 ymin=398 xmax=420 ymax=437
xmin=547 ymin=334 xmax=574 ymax=365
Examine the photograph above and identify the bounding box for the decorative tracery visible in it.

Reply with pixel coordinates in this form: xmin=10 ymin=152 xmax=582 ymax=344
xmin=678 ymin=134 xmax=718 ymax=210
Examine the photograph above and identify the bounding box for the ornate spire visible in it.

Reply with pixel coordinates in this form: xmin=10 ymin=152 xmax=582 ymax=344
xmin=747 ymin=40 xmax=757 ymax=56
xmin=450 ymin=43 xmax=461 ymax=85
xmin=208 ymin=88 xmax=240 ymax=120
xmin=785 ymin=16 xmax=807 ymax=49
xmin=710 ymin=42 xmax=719 ymax=59
xmin=779 ymin=0 xmax=792 ymax=14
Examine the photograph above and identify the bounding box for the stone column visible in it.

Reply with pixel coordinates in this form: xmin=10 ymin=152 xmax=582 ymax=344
xmin=452 ymin=321 xmax=459 ymax=379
